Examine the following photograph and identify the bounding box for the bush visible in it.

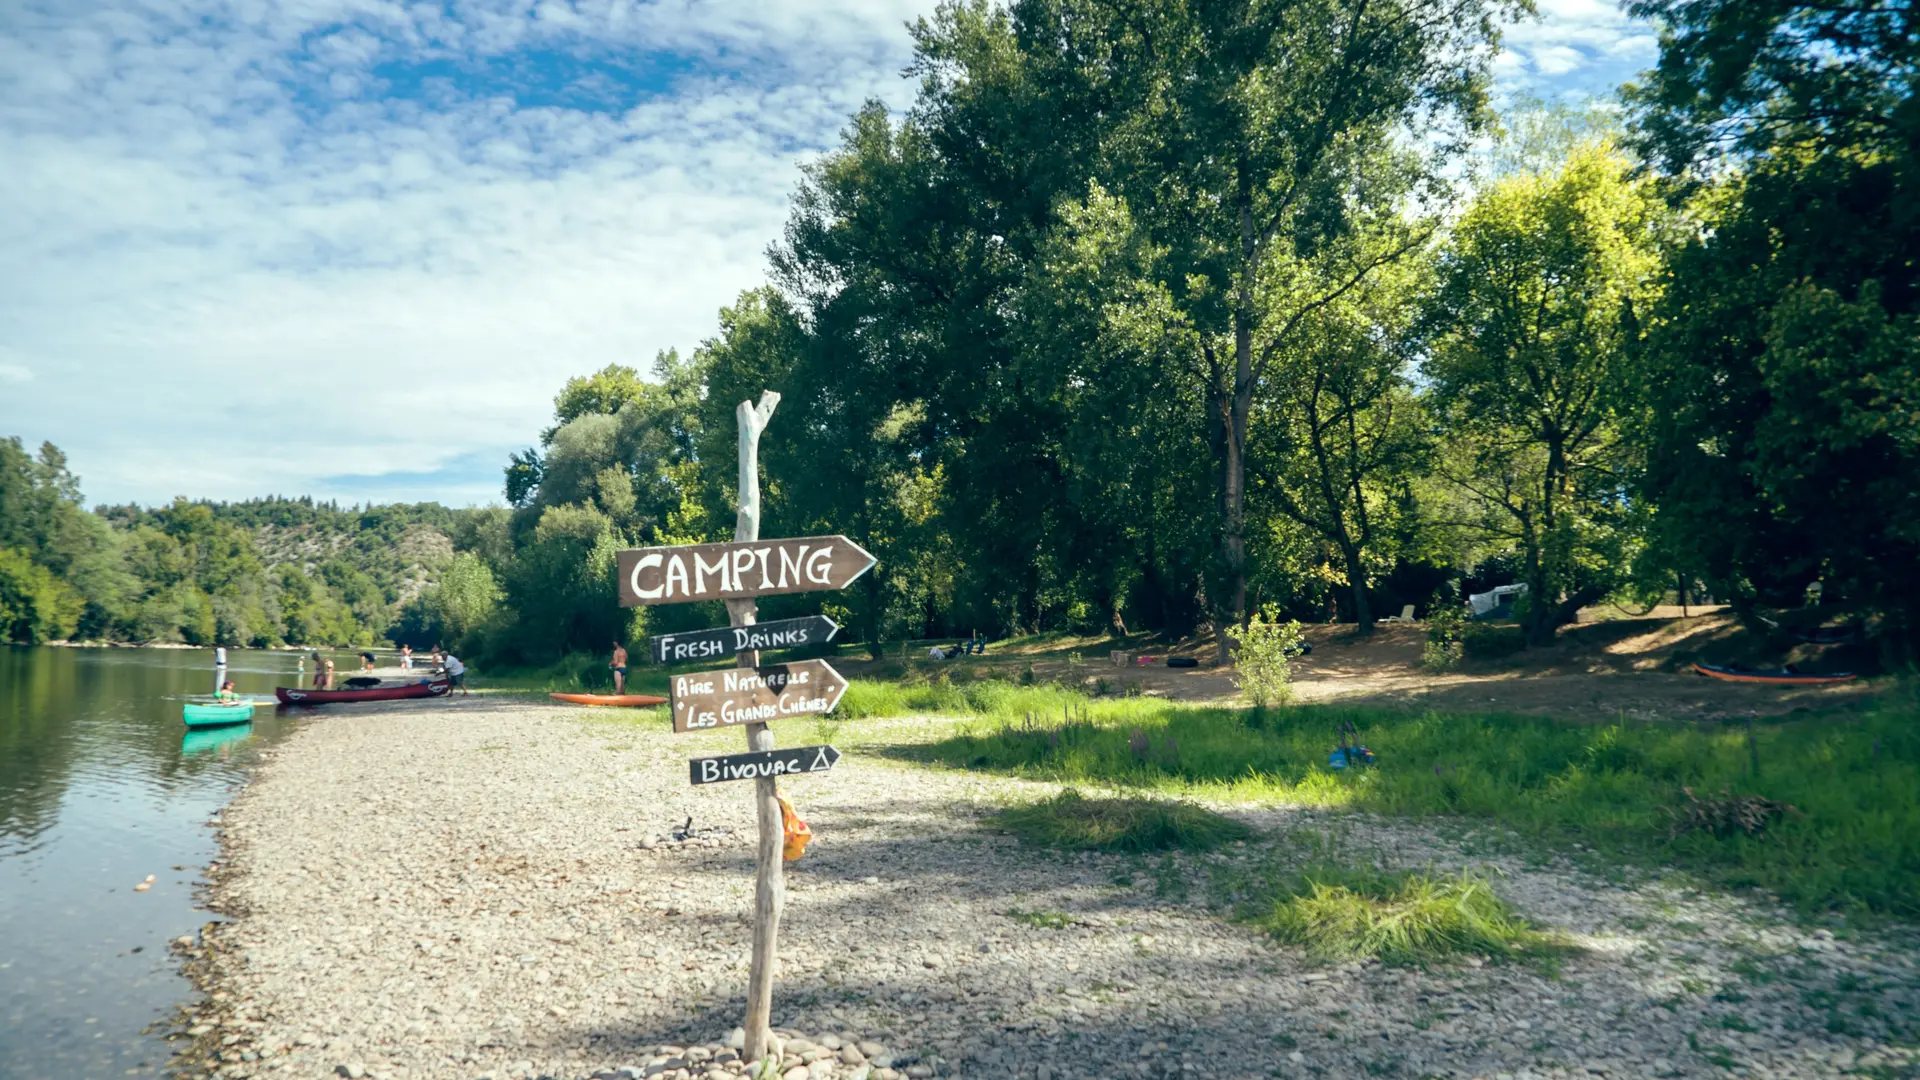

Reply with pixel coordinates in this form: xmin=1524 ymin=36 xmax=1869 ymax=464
xmin=1233 ymin=606 xmax=1307 ymax=707
xmin=1461 ymin=622 xmax=1525 ymax=660
xmin=995 ymin=789 xmax=1253 ymax=852
xmin=1424 ymin=604 xmax=1467 ymax=671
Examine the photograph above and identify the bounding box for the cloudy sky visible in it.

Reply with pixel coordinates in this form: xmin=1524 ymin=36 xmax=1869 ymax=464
xmin=0 ymin=0 xmax=1656 ymax=509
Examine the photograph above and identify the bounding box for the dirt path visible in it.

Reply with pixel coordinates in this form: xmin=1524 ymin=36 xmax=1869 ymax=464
xmin=183 ymin=699 xmax=1917 ymax=1080
xmin=843 ymin=617 xmax=1881 ymax=722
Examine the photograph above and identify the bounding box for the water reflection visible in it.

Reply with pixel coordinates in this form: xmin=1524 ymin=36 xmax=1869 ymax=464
xmin=0 ymin=646 xmax=318 ymax=1078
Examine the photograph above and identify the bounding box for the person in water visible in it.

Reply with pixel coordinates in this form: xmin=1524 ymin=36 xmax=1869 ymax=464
xmin=399 ymin=644 xmax=413 ymax=671
xmin=610 ymin=640 xmax=628 ymax=695
xmin=316 ymin=659 xmax=336 ymax=690
xmin=442 ymin=652 xmax=469 ymax=696
xmin=359 ymin=651 xmax=376 ymax=673
xmin=215 ymin=679 xmax=239 ymax=704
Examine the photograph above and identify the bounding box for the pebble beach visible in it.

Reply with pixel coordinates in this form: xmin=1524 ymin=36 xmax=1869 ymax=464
xmin=175 ymin=696 xmax=1919 ymax=1080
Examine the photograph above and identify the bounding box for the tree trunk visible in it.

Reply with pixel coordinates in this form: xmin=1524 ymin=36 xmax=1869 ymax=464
xmin=1215 ymin=178 xmax=1258 ymax=664
xmin=1342 ymin=542 xmax=1374 ymax=634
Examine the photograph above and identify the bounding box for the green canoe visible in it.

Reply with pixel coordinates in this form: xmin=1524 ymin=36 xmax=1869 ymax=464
xmin=182 ymin=701 xmax=255 ymax=729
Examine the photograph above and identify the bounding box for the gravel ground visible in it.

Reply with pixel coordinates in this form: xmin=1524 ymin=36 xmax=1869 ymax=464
xmin=176 ymin=696 xmax=1919 ymax=1080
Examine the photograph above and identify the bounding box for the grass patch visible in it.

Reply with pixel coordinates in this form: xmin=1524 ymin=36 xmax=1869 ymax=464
xmin=1241 ymin=863 xmax=1569 ymax=966
xmin=994 ymin=789 xmax=1253 ymax=853
xmin=1006 ymin=907 xmax=1076 ymax=929
xmin=887 ymin=685 xmax=1920 ymax=917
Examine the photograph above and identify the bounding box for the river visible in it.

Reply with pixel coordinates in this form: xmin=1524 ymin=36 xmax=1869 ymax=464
xmin=0 ymin=646 xmax=344 ymax=1079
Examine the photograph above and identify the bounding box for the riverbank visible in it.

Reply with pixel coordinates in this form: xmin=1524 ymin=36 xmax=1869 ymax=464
xmin=182 ymin=699 xmax=1919 ymax=1080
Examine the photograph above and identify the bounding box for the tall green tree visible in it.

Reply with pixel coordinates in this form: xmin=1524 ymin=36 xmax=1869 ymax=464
xmin=911 ymin=0 xmax=1516 ymax=655
xmin=1628 ymin=0 xmax=1920 ymax=652
xmin=1252 ymin=253 xmax=1431 ymax=633
xmin=1424 ymin=139 xmax=1666 ymax=646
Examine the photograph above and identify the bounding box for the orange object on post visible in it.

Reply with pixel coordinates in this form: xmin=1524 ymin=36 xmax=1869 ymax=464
xmin=778 ymin=794 xmax=813 ymax=861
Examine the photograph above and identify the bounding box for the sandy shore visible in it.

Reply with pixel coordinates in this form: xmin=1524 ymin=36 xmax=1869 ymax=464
xmin=178 ymin=697 xmax=1918 ymax=1080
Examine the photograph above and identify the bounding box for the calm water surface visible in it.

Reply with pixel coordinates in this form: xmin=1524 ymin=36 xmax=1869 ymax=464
xmin=0 ymin=647 xmax=340 ymax=1079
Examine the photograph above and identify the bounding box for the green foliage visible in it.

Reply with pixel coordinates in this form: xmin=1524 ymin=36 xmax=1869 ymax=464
xmin=1242 ymin=865 xmax=1566 ymax=966
xmin=903 ymin=690 xmax=1920 ymax=916
xmin=994 ymin=789 xmax=1253 ymax=853
xmin=1232 ymin=607 xmax=1307 ymax=707
xmin=0 ymin=546 xmax=82 ymax=643
xmin=1460 ymin=622 xmax=1525 ymax=660
xmin=1423 ymin=603 xmax=1466 ymax=671
xmin=1424 ymin=139 xmax=1668 ymax=646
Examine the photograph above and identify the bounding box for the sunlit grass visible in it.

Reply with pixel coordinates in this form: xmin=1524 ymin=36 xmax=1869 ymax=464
xmin=879 ymin=684 xmax=1920 ymax=917
xmin=1241 ymin=864 xmax=1570 ymax=966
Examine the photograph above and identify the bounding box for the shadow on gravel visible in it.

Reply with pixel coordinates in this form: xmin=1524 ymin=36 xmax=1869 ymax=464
xmin=551 ymin=793 xmax=1920 ymax=1080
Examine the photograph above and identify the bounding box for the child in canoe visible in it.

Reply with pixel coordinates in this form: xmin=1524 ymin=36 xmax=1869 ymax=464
xmin=215 ymin=680 xmax=240 ymax=704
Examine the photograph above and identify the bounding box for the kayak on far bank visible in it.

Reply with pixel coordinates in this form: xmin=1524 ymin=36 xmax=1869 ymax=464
xmin=276 ymin=679 xmax=451 ymax=705
xmin=549 ymin=692 xmax=668 ymax=707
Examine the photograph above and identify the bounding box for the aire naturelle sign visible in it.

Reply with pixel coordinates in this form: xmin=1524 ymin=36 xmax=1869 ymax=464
xmin=617 ymin=537 xmax=875 ymax=607
xmin=668 ymin=659 xmax=849 ymax=734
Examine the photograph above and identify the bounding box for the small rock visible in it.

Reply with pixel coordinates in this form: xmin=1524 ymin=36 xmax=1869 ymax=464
xmin=1036 ymin=1068 xmax=1052 ymax=1080
xmin=507 ymin=1062 xmax=533 ymax=1079
xmin=787 ymin=1042 xmax=818 ymax=1055
xmin=296 ymin=1033 xmax=321 ymax=1047
xmin=838 ymin=1048 xmax=865 ymax=1066
xmin=1288 ymin=1052 xmax=1304 ymax=1064
xmin=175 ymin=936 xmax=195 ymax=947
xmin=727 ymin=1030 xmax=747 ymax=1051
xmin=335 ymin=1065 xmax=365 ymax=1079
xmin=818 ymin=1036 xmax=843 ymax=1051
xmin=784 ymin=1069 xmax=810 ymax=1080
xmin=857 ymin=1045 xmax=885 ymax=1060
xmin=906 ymin=1069 xmax=933 ymax=1080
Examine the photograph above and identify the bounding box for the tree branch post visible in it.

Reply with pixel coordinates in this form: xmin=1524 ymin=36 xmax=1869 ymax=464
xmin=730 ymin=391 xmax=782 ymax=1064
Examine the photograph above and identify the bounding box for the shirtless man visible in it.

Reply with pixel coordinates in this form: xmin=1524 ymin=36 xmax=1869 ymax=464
xmin=610 ymin=640 xmax=629 ymax=695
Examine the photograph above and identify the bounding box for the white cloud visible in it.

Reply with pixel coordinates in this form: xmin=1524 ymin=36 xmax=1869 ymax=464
xmin=0 ymin=1 xmax=927 ymax=505
xmin=0 ymin=1 xmax=1653 ymax=507
xmin=1498 ymin=0 xmax=1656 ymax=101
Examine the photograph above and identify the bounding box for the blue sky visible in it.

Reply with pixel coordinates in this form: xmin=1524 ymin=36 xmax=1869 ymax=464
xmin=0 ymin=0 xmax=1657 ymax=508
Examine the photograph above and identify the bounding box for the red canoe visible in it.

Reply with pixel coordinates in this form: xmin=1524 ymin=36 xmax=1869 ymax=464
xmin=549 ymin=693 xmax=668 ymax=707
xmin=276 ymin=679 xmax=452 ymax=705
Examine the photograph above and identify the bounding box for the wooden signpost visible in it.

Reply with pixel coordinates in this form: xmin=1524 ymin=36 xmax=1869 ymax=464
xmin=614 ymin=389 xmax=868 ymax=1064
xmin=688 ymin=744 xmax=841 ymax=786
xmin=617 ymin=536 xmax=874 ymax=605
xmin=649 ymin=615 xmax=840 ymax=665
xmin=668 ymin=659 xmax=849 ymax=733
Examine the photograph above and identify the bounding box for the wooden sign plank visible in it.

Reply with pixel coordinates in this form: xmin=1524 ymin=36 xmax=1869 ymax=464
xmin=617 ymin=536 xmax=875 ymax=607
xmin=689 ymin=745 xmax=841 ymax=785
xmin=669 ymin=659 xmax=848 ymax=733
xmin=650 ymin=616 xmax=840 ymax=665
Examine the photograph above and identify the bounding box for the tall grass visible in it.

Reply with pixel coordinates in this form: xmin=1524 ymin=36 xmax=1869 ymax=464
xmin=891 ymin=689 xmax=1920 ymax=917
xmin=1242 ymin=864 xmax=1568 ymax=966
xmin=995 ymin=789 xmax=1253 ymax=852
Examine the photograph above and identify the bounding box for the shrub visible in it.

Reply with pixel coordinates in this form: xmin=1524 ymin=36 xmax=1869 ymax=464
xmin=1424 ymin=604 xmax=1467 ymax=671
xmin=1462 ymin=622 xmax=1526 ymax=660
xmin=1233 ymin=606 xmax=1308 ymax=707
xmin=995 ymin=789 xmax=1253 ymax=852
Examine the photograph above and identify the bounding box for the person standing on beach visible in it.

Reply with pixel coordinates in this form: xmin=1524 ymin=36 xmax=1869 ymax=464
xmin=442 ymin=652 xmax=469 ymax=696
xmin=610 ymin=640 xmax=628 ymax=695
xmin=399 ymin=644 xmax=412 ymax=671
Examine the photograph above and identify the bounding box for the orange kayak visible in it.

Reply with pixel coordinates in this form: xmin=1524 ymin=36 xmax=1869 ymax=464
xmin=549 ymin=693 xmax=668 ymax=707
xmin=1691 ymin=663 xmax=1857 ymax=686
